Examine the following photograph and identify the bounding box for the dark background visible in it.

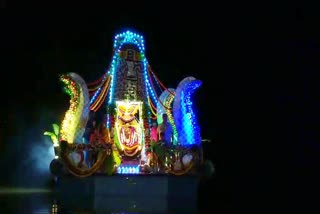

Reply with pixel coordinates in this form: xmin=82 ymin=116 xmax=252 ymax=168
xmin=0 ymin=7 xmax=320 ymax=211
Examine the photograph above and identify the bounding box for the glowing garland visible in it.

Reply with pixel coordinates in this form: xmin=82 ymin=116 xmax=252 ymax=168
xmin=59 ymin=75 xmax=81 ymax=143
xmin=92 ymin=83 xmax=110 ymax=112
xmin=149 ymin=66 xmax=163 ymax=95
xmin=148 ymin=66 xmax=175 ymax=96
xmin=148 ymin=96 xmax=157 ymax=111
xmin=90 ymin=76 xmax=111 ymax=112
xmin=147 ymin=97 xmax=157 ymax=117
xmin=163 ymin=92 xmax=178 ymax=144
xmin=88 ymin=79 xmax=106 ymax=92
xmin=87 ymin=72 xmax=107 ymax=86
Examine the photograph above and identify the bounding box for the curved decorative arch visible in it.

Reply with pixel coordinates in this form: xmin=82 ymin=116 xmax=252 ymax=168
xmin=173 ymin=76 xmax=202 ymax=146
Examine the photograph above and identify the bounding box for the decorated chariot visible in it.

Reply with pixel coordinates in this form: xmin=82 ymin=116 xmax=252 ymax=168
xmin=45 ymin=30 xmax=207 ymax=178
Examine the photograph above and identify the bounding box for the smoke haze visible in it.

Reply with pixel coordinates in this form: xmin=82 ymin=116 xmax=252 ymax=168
xmin=1 ymin=106 xmax=65 ymax=188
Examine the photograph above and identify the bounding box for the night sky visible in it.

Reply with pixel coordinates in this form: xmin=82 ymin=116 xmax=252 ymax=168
xmin=1 ymin=8 xmax=320 ymax=210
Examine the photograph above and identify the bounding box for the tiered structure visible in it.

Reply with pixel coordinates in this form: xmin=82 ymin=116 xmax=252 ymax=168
xmin=47 ymin=30 xmax=204 ymax=178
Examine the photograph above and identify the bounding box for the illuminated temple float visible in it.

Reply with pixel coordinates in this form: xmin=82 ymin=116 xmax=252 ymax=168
xmin=47 ymin=30 xmax=207 ymax=178
xmin=46 ymin=30 xmax=212 ymax=212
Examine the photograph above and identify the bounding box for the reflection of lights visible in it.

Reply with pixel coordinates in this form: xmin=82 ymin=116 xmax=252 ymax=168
xmin=53 ymin=143 xmax=59 ymax=147
xmin=111 ymin=212 xmax=138 ymax=214
xmin=117 ymin=165 xmax=140 ymax=174
xmin=54 ymin=156 xmax=59 ymax=159
xmin=52 ymin=202 xmax=58 ymax=213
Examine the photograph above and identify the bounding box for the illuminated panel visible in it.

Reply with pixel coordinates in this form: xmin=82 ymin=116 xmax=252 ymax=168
xmin=173 ymin=77 xmax=202 ymax=146
xmin=108 ymin=31 xmax=147 ymax=104
xmin=181 ymin=80 xmax=202 ymax=145
xmin=117 ymin=165 xmax=140 ymax=174
xmin=115 ymin=100 xmax=144 ymax=157
xmin=105 ymin=31 xmax=158 ymax=126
